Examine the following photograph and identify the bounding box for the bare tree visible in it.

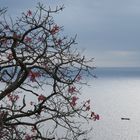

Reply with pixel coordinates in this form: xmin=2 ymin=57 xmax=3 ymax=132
xmin=0 ymin=3 xmax=99 ymax=140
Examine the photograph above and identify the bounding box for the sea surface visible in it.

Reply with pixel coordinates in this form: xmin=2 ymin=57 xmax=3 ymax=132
xmin=1 ymin=67 xmax=140 ymax=139
xmin=82 ymin=67 xmax=140 ymax=140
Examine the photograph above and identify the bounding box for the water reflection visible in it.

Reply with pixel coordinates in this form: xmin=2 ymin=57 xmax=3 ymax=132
xmin=82 ymin=68 xmax=140 ymax=139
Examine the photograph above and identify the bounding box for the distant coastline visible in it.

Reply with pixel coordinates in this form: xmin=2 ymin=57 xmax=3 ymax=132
xmin=94 ymin=67 xmax=140 ymax=78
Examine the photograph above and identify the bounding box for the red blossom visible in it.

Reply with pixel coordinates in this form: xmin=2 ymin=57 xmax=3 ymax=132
xmin=86 ymin=105 xmax=90 ymax=111
xmin=56 ymin=39 xmax=62 ymax=46
xmin=0 ymin=38 xmax=7 ymax=45
xmin=94 ymin=114 xmax=100 ymax=121
xmin=70 ymin=96 xmax=78 ymax=107
xmin=28 ymin=70 xmax=41 ymax=82
xmin=38 ymin=94 xmax=46 ymax=102
xmin=83 ymin=99 xmax=90 ymax=108
xmin=25 ymin=134 xmax=32 ymax=140
xmin=91 ymin=111 xmax=95 ymax=117
xmin=76 ymin=75 xmax=82 ymax=82
xmin=90 ymin=112 xmax=100 ymax=121
xmin=68 ymin=86 xmax=76 ymax=94
xmin=13 ymin=33 xmax=21 ymax=39
xmin=31 ymin=126 xmax=36 ymax=132
xmin=50 ymin=25 xmax=59 ymax=35
xmin=7 ymin=53 xmax=13 ymax=60
xmin=24 ymin=37 xmax=32 ymax=43
xmin=27 ymin=10 xmax=32 ymax=16
xmin=7 ymin=94 xmax=19 ymax=102
xmin=38 ymin=36 xmax=43 ymax=42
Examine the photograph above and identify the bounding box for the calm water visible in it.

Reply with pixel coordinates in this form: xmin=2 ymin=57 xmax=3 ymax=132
xmin=82 ymin=67 xmax=140 ymax=140
xmin=1 ymin=67 xmax=140 ymax=139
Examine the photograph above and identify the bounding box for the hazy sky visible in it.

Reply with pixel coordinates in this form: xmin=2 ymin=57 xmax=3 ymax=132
xmin=1 ymin=0 xmax=140 ymax=67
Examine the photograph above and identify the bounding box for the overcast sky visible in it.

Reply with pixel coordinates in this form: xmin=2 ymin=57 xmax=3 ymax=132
xmin=1 ymin=0 xmax=140 ymax=67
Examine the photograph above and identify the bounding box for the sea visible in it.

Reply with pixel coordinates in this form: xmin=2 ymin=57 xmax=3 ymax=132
xmin=1 ymin=67 xmax=140 ymax=140
xmin=81 ymin=67 xmax=140 ymax=140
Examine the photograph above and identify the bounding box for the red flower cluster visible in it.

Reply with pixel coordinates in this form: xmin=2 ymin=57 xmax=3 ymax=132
xmin=83 ymin=99 xmax=91 ymax=111
xmin=90 ymin=112 xmax=100 ymax=121
xmin=7 ymin=94 xmax=19 ymax=102
xmin=28 ymin=70 xmax=41 ymax=82
xmin=38 ymin=94 xmax=46 ymax=102
xmin=7 ymin=53 xmax=13 ymax=60
xmin=13 ymin=33 xmax=21 ymax=39
xmin=38 ymin=36 xmax=43 ymax=42
xmin=50 ymin=25 xmax=59 ymax=35
xmin=83 ymin=99 xmax=100 ymax=121
xmin=68 ymin=86 xmax=76 ymax=94
xmin=86 ymin=105 xmax=90 ymax=111
xmin=24 ymin=36 xmax=32 ymax=43
xmin=55 ymin=39 xmax=62 ymax=46
xmin=25 ymin=134 xmax=32 ymax=140
xmin=27 ymin=10 xmax=32 ymax=16
xmin=0 ymin=38 xmax=7 ymax=45
xmin=76 ymin=75 xmax=82 ymax=82
xmin=31 ymin=126 xmax=36 ymax=132
xmin=70 ymin=96 xmax=78 ymax=107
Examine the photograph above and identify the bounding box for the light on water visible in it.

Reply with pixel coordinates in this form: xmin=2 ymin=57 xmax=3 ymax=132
xmin=82 ymin=67 xmax=140 ymax=140
xmin=1 ymin=67 xmax=140 ymax=139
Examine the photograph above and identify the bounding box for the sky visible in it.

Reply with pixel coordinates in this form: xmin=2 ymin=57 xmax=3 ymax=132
xmin=1 ymin=0 xmax=140 ymax=67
